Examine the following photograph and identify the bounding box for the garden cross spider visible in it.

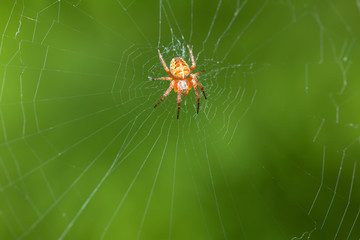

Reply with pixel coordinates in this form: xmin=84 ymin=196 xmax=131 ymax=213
xmin=152 ymin=45 xmax=207 ymax=119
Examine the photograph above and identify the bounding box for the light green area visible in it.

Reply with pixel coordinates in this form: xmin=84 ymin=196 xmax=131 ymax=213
xmin=0 ymin=0 xmax=359 ymax=239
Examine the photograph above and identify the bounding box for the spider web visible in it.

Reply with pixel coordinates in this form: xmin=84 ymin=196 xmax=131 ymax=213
xmin=0 ymin=0 xmax=360 ymax=239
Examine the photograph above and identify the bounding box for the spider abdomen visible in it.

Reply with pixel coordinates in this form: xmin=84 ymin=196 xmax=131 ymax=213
xmin=170 ymin=57 xmax=190 ymax=79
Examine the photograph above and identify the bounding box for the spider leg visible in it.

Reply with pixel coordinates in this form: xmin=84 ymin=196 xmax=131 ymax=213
xmin=154 ymin=81 xmax=175 ymax=108
xmin=192 ymin=74 xmax=207 ymax=100
xmin=192 ymin=80 xmax=200 ymax=114
xmin=158 ymin=48 xmax=172 ymax=77
xmin=195 ymin=80 xmax=207 ymax=99
xmin=187 ymin=44 xmax=196 ymax=72
xmin=177 ymin=87 xmax=182 ymax=119
xmin=152 ymin=77 xmax=172 ymax=81
xmin=193 ymin=70 xmax=204 ymax=77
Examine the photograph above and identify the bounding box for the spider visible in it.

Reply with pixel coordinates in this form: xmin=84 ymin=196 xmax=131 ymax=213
xmin=152 ymin=45 xmax=207 ymax=119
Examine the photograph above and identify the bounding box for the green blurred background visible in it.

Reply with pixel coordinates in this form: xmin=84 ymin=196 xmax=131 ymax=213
xmin=0 ymin=0 xmax=360 ymax=239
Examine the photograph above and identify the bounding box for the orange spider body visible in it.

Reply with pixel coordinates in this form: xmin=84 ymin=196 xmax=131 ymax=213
xmin=170 ymin=58 xmax=190 ymax=79
xmin=170 ymin=58 xmax=192 ymax=96
xmin=152 ymin=45 xmax=207 ymax=119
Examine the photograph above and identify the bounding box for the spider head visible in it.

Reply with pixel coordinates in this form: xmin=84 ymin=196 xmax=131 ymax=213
xmin=170 ymin=57 xmax=190 ymax=79
xmin=178 ymin=80 xmax=190 ymax=96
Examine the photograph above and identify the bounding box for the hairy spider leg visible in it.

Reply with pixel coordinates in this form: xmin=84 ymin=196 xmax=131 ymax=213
xmin=177 ymin=86 xmax=182 ymax=119
xmin=191 ymin=80 xmax=200 ymax=114
xmin=154 ymin=81 xmax=175 ymax=108
xmin=187 ymin=44 xmax=196 ymax=72
xmin=152 ymin=77 xmax=172 ymax=81
xmin=197 ymin=82 xmax=207 ymax=99
xmin=192 ymin=71 xmax=207 ymax=99
xmin=196 ymin=80 xmax=207 ymax=99
xmin=158 ymin=48 xmax=172 ymax=77
xmin=194 ymin=70 xmax=204 ymax=77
